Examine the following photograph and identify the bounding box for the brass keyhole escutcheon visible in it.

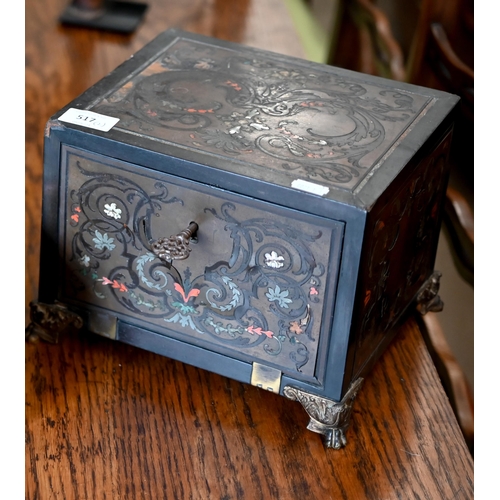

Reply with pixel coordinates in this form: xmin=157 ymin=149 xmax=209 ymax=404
xmin=150 ymin=221 xmax=198 ymax=265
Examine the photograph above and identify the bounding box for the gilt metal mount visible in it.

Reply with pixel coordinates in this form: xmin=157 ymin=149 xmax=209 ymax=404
xmin=25 ymin=301 xmax=83 ymax=344
xmin=416 ymin=270 xmax=444 ymax=315
xmin=283 ymin=378 xmax=364 ymax=449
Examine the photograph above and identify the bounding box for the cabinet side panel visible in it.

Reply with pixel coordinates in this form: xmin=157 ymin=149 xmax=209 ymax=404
xmin=349 ymin=128 xmax=453 ymax=379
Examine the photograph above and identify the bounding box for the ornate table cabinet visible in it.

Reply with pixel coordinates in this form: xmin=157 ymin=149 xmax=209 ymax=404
xmin=29 ymin=29 xmax=459 ymax=448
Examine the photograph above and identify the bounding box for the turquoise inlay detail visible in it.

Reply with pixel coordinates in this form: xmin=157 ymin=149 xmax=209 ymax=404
xmin=266 ymin=285 xmax=293 ymax=308
xmin=92 ymin=230 xmax=116 ymax=251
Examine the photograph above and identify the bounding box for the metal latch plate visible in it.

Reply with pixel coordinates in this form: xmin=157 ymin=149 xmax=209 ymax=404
xmin=251 ymin=363 xmax=282 ymax=393
xmin=88 ymin=310 xmax=117 ymax=340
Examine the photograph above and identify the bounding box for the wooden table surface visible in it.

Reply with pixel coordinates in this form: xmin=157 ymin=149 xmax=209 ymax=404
xmin=25 ymin=1 xmax=474 ymax=498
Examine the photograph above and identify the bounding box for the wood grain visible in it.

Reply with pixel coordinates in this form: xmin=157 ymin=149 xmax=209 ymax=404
xmin=26 ymin=1 xmax=473 ymax=498
xmin=26 ymin=317 xmax=473 ymax=499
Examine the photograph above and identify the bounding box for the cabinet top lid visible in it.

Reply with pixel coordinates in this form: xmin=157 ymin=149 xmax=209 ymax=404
xmin=52 ymin=29 xmax=459 ymax=208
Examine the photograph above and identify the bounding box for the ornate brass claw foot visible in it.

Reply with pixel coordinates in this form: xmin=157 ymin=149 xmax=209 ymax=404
xmin=416 ymin=270 xmax=444 ymax=315
xmin=25 ymin=301 xmax=83 ymax=344
xmin=283 ymin=378 xmax=364 ymax=449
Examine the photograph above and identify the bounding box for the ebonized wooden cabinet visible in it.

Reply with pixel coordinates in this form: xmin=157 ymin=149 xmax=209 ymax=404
xmin=30 ymin=27 xmax=458 ymax=448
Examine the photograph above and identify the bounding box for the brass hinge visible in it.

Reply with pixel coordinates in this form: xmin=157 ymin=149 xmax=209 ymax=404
xmin=250 ymin=362 xmax=282 ymax=393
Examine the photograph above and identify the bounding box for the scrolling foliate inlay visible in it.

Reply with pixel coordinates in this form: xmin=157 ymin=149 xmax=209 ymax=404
xmin=62 ymin=152 xmax=343 ymax=379
xmin=92 ymin=38 xmax=430 ymax=190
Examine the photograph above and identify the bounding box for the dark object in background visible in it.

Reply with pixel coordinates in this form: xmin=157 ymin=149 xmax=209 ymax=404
xmin=329 ymin=0 xmax=474 ymax=285
xmin=59 ymin=0 xmax=148 ymax=33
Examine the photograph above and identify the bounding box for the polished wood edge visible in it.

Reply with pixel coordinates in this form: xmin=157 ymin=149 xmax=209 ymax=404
xmin=447 ymin=186 xmax=474 ymax=244
xmin=355 ymin=0 xmax=406 ymax=81
xmin=430 ymin=22 xmax=474 ymax=80
xmin=420 ymin=312 xmax=474 ymax=451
